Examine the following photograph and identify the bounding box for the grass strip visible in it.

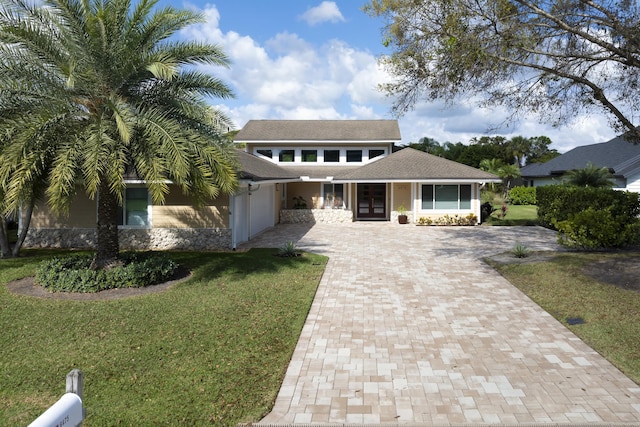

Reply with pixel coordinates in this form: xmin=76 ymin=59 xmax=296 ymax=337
xmin=0 ymin=249 xmax=327 ymax=426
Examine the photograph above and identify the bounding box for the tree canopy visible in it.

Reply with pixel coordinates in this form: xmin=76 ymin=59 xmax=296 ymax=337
xmin=0 ymin=0 xmax=238 ymax=263
xmin=409 ymin=134 xmax=559 ymax=168
xmin=364 ymin=0 xmax=640 ymax=138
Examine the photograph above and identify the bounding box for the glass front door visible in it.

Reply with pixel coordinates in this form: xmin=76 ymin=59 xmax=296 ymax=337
xmin=357 ymin=183 xmax=386 ymax=219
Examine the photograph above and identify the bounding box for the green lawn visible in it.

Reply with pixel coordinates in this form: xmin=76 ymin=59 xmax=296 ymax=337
xmin=486 ymin=204 xmax=538 ymax=226
xmin=490 ymin=252 xmax=640 ymax=385
xmin=0 ymin=249 xmax=327 ymax=426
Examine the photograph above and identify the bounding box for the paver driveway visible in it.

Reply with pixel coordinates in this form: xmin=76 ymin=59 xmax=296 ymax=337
xmin=240 ymin=223 xmax=640 ymax=425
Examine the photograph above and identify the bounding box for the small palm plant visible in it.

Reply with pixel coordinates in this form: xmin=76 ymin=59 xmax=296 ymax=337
xmin=512 ymin=242 xmax=530 ymax=258
xmin=278 ymin=241 xmax=301 ymax=257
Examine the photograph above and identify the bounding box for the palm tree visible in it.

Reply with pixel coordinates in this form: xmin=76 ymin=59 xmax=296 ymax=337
xmin=0 ymin=0 xmax=238 ymax=266
xmin=565 ymin=163 xmax=615 ymax=188
xmin=497 ymin=163 xmax=521 ymax=197
xmin=507 ymin=136 xmax=532 ymax=167
xmin=479 ymin=158 xmax=504 ymax=192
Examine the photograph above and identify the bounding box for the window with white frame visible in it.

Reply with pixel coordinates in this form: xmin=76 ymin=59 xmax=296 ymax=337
xmin=322 ymin=183 xmax=344 ymax=209
xmin=256 ymin=149 xmax=272 ymax=159
xmin=421 ymin=184 xmax=472 ymax=210
xmin=369 ymin=149 xmax=384 ymax=159
xmin=324 ymin=149 xmax=340 ymax=162
xmin=117 ymin=187 xmax=150 ymax=226
xmin=346 ymin=150 xmax=362 ymax=162
xmin=279 ymin=149 xmax=295 ymax=162
xmin=301 ymin=149 xmax=317 ymax=162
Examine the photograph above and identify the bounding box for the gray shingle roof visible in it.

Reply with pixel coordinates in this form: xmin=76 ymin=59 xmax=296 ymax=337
xmin=277 ymin=165 xmax=360 ymax=180
xmin=236 ymin=150 xmax=298 ymax=181
xmin=235 ymin=120 xmax=401 ymax=141
xmin=521 ymin=133 xmax=640 ymax=178
xmin=334 ymin=147 xmax=500 ymax=181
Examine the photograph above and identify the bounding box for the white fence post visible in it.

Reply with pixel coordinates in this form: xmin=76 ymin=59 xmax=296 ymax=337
xmin=28 ymin=370 xmax=85 ymax=427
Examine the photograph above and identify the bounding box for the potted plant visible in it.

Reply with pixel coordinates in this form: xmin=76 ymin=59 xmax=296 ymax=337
xmin=397 ymin=204 xmax=408 ymax=224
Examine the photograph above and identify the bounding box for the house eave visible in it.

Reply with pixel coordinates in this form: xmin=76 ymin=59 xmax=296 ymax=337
xmin=332 ymin=178 xmax=502 ymax=184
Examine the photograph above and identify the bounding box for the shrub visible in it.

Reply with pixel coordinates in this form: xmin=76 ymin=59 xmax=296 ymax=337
xmin=537 ymin=186 xmax=640 ymax=229
xmin=277 ymin=241 xmax=301 ymax=257
xmin=508 ymin=186 xmax=536 ymax=205
xmin=429 ymin=214 xmax=477 ymax=226
xmin=512 ymin=243 xmax=530 ymax=258
xmin=35 ymin=252 xmax=178 ymax=293
xmin=555 ymin=208 xmax=640 ymax=250
xmin=537 ymin=186 xmax=640 ymax=249
xmin=417 ymin=217 xmax=432 ymax=225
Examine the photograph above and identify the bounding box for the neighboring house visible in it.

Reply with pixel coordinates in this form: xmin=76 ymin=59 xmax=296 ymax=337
xmin=521 ymin=132 xmax=640 ymax=190
xmin=24 ymin=120 xmax=499 ymax=251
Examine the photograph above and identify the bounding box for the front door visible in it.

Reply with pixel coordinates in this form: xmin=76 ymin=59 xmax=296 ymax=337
xmin=357 ymin=183 xmax=386 ymax=219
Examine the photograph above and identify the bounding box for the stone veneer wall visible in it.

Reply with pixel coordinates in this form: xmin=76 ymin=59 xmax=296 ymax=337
xmin=280 ymin=209 xmax=353 ymax=224
xmin=24 ymin=228 xmax=232 ymax=250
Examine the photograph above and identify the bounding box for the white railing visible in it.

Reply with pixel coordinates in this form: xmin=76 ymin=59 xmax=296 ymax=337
xmin=29 ymin=370 xmax=85 ymax=427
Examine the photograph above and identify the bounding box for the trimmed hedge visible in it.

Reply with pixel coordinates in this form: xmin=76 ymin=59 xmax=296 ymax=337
xmin=35 ymin=252 xmax=178 ymax=293
xmin=556 ymin=207 xmax=640 ymax=250
xmin=507 ymin=186 xmax=536 ymax=205
xmin=537 ymin=186 xmax=640 ymax=228
xmin=537 ymin=185 xmax=640 ymax=249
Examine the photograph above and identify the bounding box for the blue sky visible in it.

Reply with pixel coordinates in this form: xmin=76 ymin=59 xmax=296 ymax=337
xmin=177 ymin=1 xmax=618 ymax=153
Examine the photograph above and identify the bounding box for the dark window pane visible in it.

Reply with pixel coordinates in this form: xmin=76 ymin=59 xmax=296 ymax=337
xmin=421 ymin=185 xmax=433 ymax=209
xmin=324 ymin=150 xmax=339 ymax=162
xmin=369 ymin=149 xmax=384 ymax=159
xmin=460 ymin=185 xmax=471 ymax=209
xmin=346 ymin=150 xmax=362 ymax=162
xmin=256 ymin=149 xmax=272 ymax=158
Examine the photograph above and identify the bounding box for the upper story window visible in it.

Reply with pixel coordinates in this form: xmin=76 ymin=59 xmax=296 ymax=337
xmin=117 ymin=187 xmax=150 ymax=227
xmin=346 ymin=150 xmax=362 ymax=162
xmin=251 ymin=146 xmax=388 ymax=164
xmin=369 ymin=149 xmax=384 ymax=159
xmin=301 ymin=150 xmax=317 ymax=162
xmin=256 ymin=149 xmax=272 ymax=158
xmin=324 ymin=150 xmax=340 ymax=162
xmin=279 ymin=149 xmax=295 ymax=162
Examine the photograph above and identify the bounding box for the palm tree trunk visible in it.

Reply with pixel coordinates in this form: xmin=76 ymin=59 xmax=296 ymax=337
xmin=12 ymin=201 xmax=34 ymax=257
xmin=92 ymin=181 xmax=120 ymax=270
xmin=0 ymin=216 xmax=10 ymax=258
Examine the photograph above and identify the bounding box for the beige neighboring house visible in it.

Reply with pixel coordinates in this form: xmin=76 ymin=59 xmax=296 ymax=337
xmin=23 ymin=119 xmax=499 ymax=251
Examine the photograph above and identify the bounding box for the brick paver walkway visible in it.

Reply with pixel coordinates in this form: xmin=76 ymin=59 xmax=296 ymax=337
xmin=240 ymin=223 xmax=640 ymax=425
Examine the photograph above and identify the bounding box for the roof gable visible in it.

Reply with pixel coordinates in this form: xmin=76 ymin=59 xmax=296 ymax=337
xmin=235 ymin=120 xmax=401 ymax=142
xmin=334 ymin=147 xmax=499 ymax=181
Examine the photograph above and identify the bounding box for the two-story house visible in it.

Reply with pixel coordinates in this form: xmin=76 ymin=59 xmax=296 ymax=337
xmin=24 ymin=119 xmax=499 ymax=251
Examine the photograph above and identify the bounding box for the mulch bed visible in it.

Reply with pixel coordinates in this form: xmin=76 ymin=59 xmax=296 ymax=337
xmin=5 ymin=268 xmax=191 ymax=301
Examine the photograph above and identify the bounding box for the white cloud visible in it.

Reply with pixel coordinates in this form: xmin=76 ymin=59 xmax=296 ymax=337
xmin=183 ymin=4 xmax=617 ymax=152
xmin=180 ymin=5 xmax=388 ymax=129
xmin=299 ymin=1 xmax=345 ymax=26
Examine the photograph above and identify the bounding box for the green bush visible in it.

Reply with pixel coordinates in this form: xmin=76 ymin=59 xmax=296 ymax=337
xmin=507 ymin=186 xmax=536 ymax=205
xmin=556 ymin=208 xmax=640 ymax=250
xmin=537 ymin=186 xmax=640 ymax=229
xmin=35 ymin=252 xmax=178 ymax=293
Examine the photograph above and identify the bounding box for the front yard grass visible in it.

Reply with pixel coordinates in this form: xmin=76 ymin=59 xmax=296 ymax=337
xmin=490 ymin=252 xmax=640 ymax=385
xmin=0 ymin=249 xmax=327 ymax=426
xmin=486 ymin=204 xmax=538 ymax=226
